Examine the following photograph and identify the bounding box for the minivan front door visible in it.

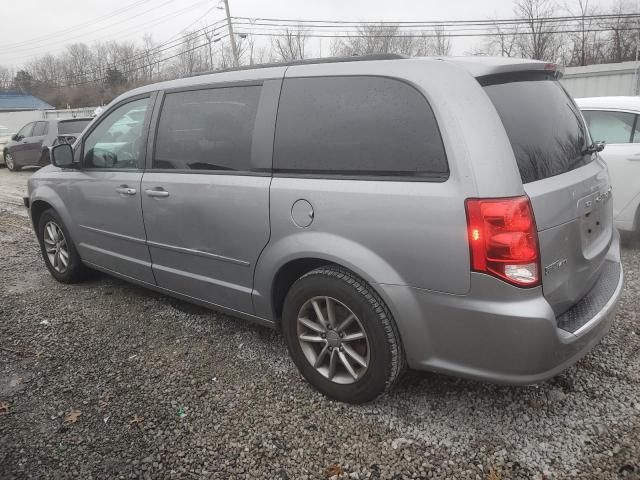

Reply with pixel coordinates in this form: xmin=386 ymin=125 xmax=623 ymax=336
xmin=64 ymin=96 xmax=156 ymax=284
xmin=141 ymin=83 xmax=278 ymax=313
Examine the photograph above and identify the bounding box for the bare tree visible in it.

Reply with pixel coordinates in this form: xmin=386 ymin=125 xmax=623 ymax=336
xmin=138 ymin=35 xmax=161 ymax=80
xmin=484 ymin=22 xmax=521 ymax=57
xmin=600 ymin=0 xmax=639 ymax=63
xmin=63 ymin=43 xmax=94 ymax=84
xmin=330 ymin=23 xmax=454 ymax=58
xmin=0 ymin=65 xmax=13 ymax=89
xmin=431 ymin=27 xmax=452 ymax=56
xmin=170 ymin=31 xmax=205 ymax=77
xmin=514 ymin=0 xmax=564 ymax=61
xmin=564 ymin=0 xmax=605 ymax=65
xmin=272 ymin=26 xmax=308 ymax=62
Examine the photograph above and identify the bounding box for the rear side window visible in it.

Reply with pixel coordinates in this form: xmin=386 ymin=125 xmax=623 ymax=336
xmin=273 ymin=76 xmax=448 ymax=178
xmin=58 ymin=119 xmax=91 ymax=135
xmin=581 ymin=110 xmax=636 ymax=144
xmin=482 ymin=72 xmax=591 ymax=184
xmin=32 ymin=121 xmax=48 ymax=136
xmin=154 ymin=86 xmax=261 ymax=171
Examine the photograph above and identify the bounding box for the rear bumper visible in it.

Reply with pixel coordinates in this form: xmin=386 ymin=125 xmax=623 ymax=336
xmin=379 ymin=231 xmax=624 ymax=384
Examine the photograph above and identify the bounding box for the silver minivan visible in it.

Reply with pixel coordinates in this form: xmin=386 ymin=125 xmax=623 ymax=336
xmin=26 ymin=55 xmax=624 ymax=403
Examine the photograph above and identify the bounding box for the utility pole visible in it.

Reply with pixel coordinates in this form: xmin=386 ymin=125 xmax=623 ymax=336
xmin=222 ymin=0 xmax=239 ymax=67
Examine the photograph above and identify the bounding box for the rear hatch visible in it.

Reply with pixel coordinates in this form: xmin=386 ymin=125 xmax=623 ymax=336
xmin=482 ymin=70 xmax=613 ymax=315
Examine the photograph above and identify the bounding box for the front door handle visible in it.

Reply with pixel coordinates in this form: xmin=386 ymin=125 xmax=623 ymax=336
xmin=115 ymin=185 xmax=137 ymax=195
xmin=145 ymin=187 xmax=170 ymax=198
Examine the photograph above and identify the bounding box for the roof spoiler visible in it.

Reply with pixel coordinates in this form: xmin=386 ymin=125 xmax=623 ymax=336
xmin=439 ymin=57 xmax=565 ymax=79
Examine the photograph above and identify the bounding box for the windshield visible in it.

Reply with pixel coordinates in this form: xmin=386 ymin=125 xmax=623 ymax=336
xmin=58 ymin=119 xmax=91 ymax=135
xmin=482 ymin=72 xmax=591 ymax=184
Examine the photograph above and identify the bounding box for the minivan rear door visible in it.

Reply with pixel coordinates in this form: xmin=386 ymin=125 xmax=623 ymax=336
xmin=482 ymin=71 xmax=613 ymax=315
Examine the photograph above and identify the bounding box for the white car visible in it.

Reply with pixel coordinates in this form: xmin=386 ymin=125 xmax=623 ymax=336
xmin=576 ymin=97 xmax=640 ymax=233
xmin=0 ymin=125 xmax=11 ymax=165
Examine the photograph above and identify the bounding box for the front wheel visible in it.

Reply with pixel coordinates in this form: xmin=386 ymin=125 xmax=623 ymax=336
xmin=37 ymin=209 xmax=86 ymax=283
xmin=4 ymin=152 xmax=20 ymax=171
xmin=282 ymin=265 xmax=405 ymax=404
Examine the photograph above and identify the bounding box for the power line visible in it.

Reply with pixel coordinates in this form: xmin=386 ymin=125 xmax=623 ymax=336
xmin=236 ymin=26 xmax=640 ymax=39
xmin=0 ymin=0 xmax=211 ymax=60
xmin=63 ymin=20 xmax=229 ymax=83
xmin=0 ymin=0 xmax=154 ymax=50
xmin=65 ymin=32 xmax=231 ymax=87
xmin=235 ymin=12 xmax=640 ymax=27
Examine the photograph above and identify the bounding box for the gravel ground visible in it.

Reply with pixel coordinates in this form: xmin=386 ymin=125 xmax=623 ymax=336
xmin=0 ymin=168 xmax=33 ymax=217
xmin=0 ymin=206 xmax=639 ymax=479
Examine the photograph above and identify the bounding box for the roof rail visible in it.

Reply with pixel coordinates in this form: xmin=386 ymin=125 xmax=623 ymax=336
xmin=192 ymin=54 xmax=408 ymax=77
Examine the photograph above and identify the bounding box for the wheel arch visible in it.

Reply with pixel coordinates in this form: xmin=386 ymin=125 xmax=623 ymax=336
xmin=28 ymin=187 xmax=76 ymax=239
xmin=30 ymin=199 xmax=54 ymax=231
xmin=253 ymin=232 xmax=407 ymax=324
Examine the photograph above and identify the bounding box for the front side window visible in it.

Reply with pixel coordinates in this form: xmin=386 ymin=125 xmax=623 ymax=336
xmin=581 ymin=110 xmax=636 ymax=144
xmin=83 ymin=98 xmax=149 ymax=169
xmin=273 ymin=76 xmax=448 ymax=178
xmin=17 ymin=123 xmax=34 ymax=138
xmin=153 ymin=86 xmax=261 ymax=171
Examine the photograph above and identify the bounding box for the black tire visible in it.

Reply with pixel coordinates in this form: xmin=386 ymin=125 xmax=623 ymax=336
xmin=37 ymin=209 xmax=86 ymax=283
xmin=5 ymin=151 xmax=20 ymax=171
xmin=282 ymin=265 xmax=405 ymax=404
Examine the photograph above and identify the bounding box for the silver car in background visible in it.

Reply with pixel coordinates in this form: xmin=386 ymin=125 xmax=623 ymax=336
xmin=576 ymin=96 xmax=640 ymax=233
xmin=26 ymin=55 xmax=623 ymax=403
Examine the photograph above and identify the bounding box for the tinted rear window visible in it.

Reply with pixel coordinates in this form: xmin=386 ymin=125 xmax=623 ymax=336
xmin=274 ymin=76 xmax=448 ymax=178
xmin=482 ymin=72 xmax=591 ymax=184
xmin=59 ymin=119 xmax=91 ymax=135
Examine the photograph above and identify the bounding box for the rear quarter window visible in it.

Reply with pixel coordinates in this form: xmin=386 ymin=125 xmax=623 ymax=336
xmin=273 ymin=76 xmax=448 ymax=179
xmin=481 ymin=72 xmax=591 ymax=184
xmin=58 ymin=119 xmax=91 ymax=135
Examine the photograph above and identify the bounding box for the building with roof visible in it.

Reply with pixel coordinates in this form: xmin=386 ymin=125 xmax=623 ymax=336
xmin=0 ymin=91 xmax=54 ymax=112
xmin=562 ymin=61 xmax=640 ymax=98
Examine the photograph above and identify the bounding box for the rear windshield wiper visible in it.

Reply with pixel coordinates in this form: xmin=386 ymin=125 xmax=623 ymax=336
xmin=582 ymin=142 xmax=605 ymax=155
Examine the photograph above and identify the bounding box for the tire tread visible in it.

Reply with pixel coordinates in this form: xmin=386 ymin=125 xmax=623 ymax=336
xmin=297 ymin=265 xmax=406 ymax=393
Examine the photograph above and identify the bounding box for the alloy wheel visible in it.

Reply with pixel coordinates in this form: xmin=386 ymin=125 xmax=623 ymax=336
xmin=297 ymin=296 xmax=370 ymax=384
xmin=5 ymin=153 xmax=14 ymax=170
xmin=43 ymin=221 xmax=70 ymax=273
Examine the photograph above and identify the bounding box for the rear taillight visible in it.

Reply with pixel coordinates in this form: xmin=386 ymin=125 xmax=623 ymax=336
xmin=465 ymin=196 xmax=540 ymax=287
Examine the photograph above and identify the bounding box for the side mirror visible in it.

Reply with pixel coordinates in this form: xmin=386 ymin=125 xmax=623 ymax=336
xmin=595 ymin=141 xmax=606 ymax=152
xmin=11 ymin=134 xmax=18 ymax=141
xmin=50 ymin=144 xmax=76 ymax=169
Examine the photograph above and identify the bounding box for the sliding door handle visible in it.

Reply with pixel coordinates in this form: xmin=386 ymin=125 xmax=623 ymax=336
xmin=145 ymin=187 xmax=169 ymax=198
xmin=115 ymin=185 xmax=137 ymax=195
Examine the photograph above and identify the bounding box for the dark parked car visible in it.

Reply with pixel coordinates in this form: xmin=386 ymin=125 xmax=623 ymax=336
xmin=3 ymin=117 xmax=92 ymax=171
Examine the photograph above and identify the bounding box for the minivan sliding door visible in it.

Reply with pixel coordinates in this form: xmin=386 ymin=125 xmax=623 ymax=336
xmin=140 ymin=80 xmax=280 ymax=314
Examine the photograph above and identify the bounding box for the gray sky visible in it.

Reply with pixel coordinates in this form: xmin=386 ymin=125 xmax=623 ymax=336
xmin=0 ymin=0 xmax=614 ymax=68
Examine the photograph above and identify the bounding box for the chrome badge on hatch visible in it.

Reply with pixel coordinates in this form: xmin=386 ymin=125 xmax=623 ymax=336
xmin=544 ymin=258 xmax=568 ymax=276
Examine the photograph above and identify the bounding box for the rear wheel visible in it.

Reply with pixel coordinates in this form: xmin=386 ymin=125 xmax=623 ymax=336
xmin=37 ymin=209 xmax=86 ymax=283
xmin=5 ymin=152 xmax=20 ymax=171
xmin=282 ymin=265 xmax=405 ymax=404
